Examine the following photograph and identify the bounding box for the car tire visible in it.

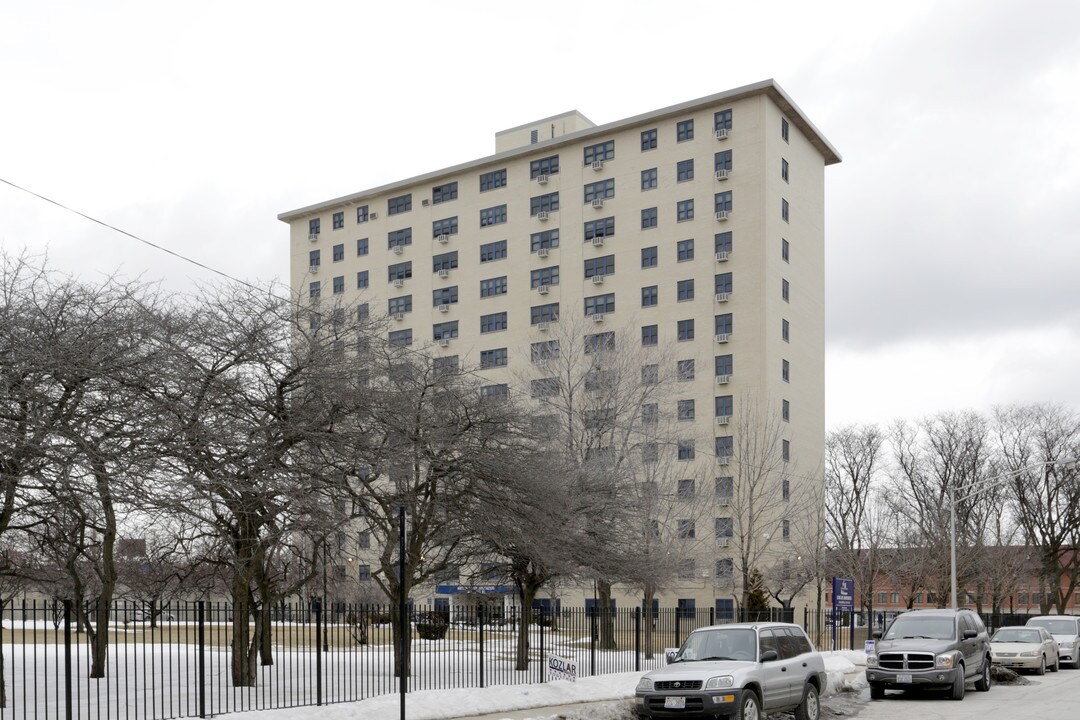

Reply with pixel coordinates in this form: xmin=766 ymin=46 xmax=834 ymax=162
xmin=794 ymin=683 xmax=819 ymax=720
xmin=1036 ymin=657 xmax=1046 ymax=676
xmin=734 ymin=689 xmax=761 ymax=720
xmin=870 ymin=684 xmax=885 ymax=700
xmin=1050 ymin=658 xmax=1059 ymax=672
xmin=975 ymin=658 xmax=991 ymax=691
xmin=950 ymin=665 xmax=965 ymax=700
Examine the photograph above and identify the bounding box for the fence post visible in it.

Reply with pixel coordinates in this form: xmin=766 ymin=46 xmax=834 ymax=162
xmin=478 ymin=604 xmax=485 ymax=688
xmin=709 ymin=606 xmax=715 ymax=626
xmin=197 ymin=601 xmax=206 ymax=719
xmin=539 ymin=610 xmax=545 ymax=684
xmin=314 ymin=598 xmax=323 ymax=706
xmin=675 ymin=608 xmax=681 ymax=649
xmin=590 ymin=610 xmax=596 ymax=678
xmin=63 ymin=599 xmax=72 ymax=720
xmin=634 ymin=606 xmax=641 ymax=672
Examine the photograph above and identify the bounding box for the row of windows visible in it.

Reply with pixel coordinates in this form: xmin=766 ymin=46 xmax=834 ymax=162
xmin=669 ymin=518 xmax=792 ymax=541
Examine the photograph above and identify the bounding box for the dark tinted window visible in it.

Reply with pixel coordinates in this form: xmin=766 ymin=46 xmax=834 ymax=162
xmin=758 ymin=628 xmax=780 ymax=659
xmin=776 ymin=628 xmax=801 ymax=659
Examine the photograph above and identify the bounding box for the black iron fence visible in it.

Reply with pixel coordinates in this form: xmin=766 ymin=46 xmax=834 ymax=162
xmin=0 ymin=600 xmax=832 ymax=720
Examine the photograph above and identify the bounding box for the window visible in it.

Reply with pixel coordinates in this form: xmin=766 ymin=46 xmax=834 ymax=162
xmin=388 ymin=228 xmax=412 ymax=248
xmin=584 ymin=216 xmax=615 ymax=240
xmin=530 ymin=192 xmax=560 ymax=215
xmin=677 ymin=199 xmax=694 ymax=222
xmin=389 ymin=328 xmax=412 ymax=346
xmin=677 ymin=279 xmax=694 ymax=302
xmin=716 ymin=558 xmax=734 ymax=581
xmin=782 ymin=439 xmax=790 ymax=462
xmin=481 ymin=384 xmax=509 ymax=402
xmin=309 ymin=249 xmax=321 ymax=268
xmin=330 ymin=244 xmax=343 ymax=262
xmin=530 ymin=155 xmax=559 ymax=178
xmin=676 ymin=119 xmax=694 ymax=142
xmin=715 ymin=395 xmax=733 ymax=418
xmin=356 ymin=206 xmax=369 ymax=224
xmin=433 ymin=286 xmax=458 ymax=306
xmin=782 ymin=319 xmax=790 ymax=342
xmin=782 ymin=279 xmax=789 ymax=302
xmin=583 ymin=140 xmax=615 ymax=165
xmin=432 ymin=321 xmax=459 ymax=340
xmin=641 ymin=246 xmax=657 ymax=268
xmin=358 ymin=564 xmax=371 ymax=581
xmin=642 ymin=403 xmax=658 ymax=424
xmin=332 ymin=276 xmax=344 ymax=294
xmin=677 ymin=159 xmax=694 ymax=182
xmin=357 ymin=237 xmax=369 ymax=256
xmin=678 ymin=400 xmax=695 ymax=421
xmin=715 ymin=435 xmax=733 ymax=459
xmin=716 ymin=477 xmax=733 ymax=504
xmin=781 ymin=117 xmax=789 ymax=142
xmin=432 ymin=251 xmax=458 ymax=272
xmin=782 ymin=478 xmax=790 ymax=501
xmin=431 ymin=182 xmax=457 ymax=204
xmin=715 ymin=354 xmax=733 ymax=377
xmin=715 ymin=149 xmax=733 ymax=172
xmin=641 ymin=167 xmax=657 ymax=190
xmin=584 ymin=179 xmax=615 ymax=203
xmin=309 ymin=218 xmax=320 ymax=236
xmin=677 ymin=359 xmax=695 ymax=381
xmin=531 ymin=339 xmax=560 ymax=362
xmin=584 ymin=293 xmax=615 ymax=316
xmin=677 ymin=520 xmax=696 ymax=539
xmin=715 ymin=232 xmax=732 ymax=254
xmin=480 ymin=239 xmax=507 ymax=262
xmin=677 ymin=559 xmax=695 ymax=580
xmin=715 ymin=191 xmax=733 ymax=213
xmin=676 ymin=478 xmax=695 ymax=501
xmin=641 ymin=364 xmax=659 ymax=385
xmin=478 ymin=276 xmax=507 ymax=298
xmin=677 ymin=440 xmax=695 ymax=461
xmin=388 ymin=295 xmax=413 ymax=314
xmin=782 ymin=238 xmax=789 ymax=262
xmin=332 ymin=212 xmax=344 ymax=230
xmin=479 ymin=169 xmax=507 ymax=191
xmin=531 ymin=265 xmax=560 ymax=288
xmin=480 ymin=312 xmax=508 ymax=333
xmin=641 ymin=443 xmax=659 ymax=464
xmin=677 ymin=239 xmax=694 ymax=262
xmin=641 ymin=325 xmax=658 ymax=346
xmin=782 ymin=359 xmax=789 ymax=382
xmin=715 ymin=516 xmax=733 ymax=539
xmin=782 ymin=198 xmax=789 ymax=222
xmin=531 ymin=303 xmax=559 ymax=325
xmin=715 ymin=313 xmax=733 ymax=336
xmin=480 ymin=348 xmax=508 ymax=368
xmin=531 ymin=229 xmax=560 ymax=252
xmin=584 ymin=331 xmax=615 ymax=354
xmin=641 ymin=128 xmax=657 ymax=151
xmin=584 ymin=254 xmax=615 ymax=278
xmin=715 ymin=109 xmax=732 ymax=131
xmin=641 ymin=207 xmax=657 ymax=228
xmin=480 ymin=204 xmax=507 ymax=227
xmin=584 ymin=369 xmax=614 ymax=393
xmin=432 ymin=216 xmax=458 ymax=238
xmin=641 ymin=285 xmax=658 ymax=307
xmin=308 ymin=281 xmax=320 ymax=299
xmin=781 ymin=158 xmax=789 ymax=183
xmin=531 ymin=377 xmax=560 ymax=398
xmin=357 ymin=303 xmax=369 ymax=321
xmin=715 ymin=272 xmax=732 ymax=294
xmin=677 ymin=319 xmax=694 ymax=341
xmin=388 ymin=194 xmax=411 ymax=215
xmin=356 ymin=270 xmax=369 ymax=289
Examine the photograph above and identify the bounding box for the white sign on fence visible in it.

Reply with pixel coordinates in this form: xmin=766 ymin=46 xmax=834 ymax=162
xmin=547 ymin=654 xmax=578 ymax=682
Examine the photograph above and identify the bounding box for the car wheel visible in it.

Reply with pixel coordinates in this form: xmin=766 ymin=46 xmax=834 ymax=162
xmin=794 ymin=683 xmax=819 ymax=720
xmin=734 ymin=689 xmax=761 ymax=720
xmin=870 ymin=684 xmax=885 ymax=700
xmin=1050 ymin=658 xmax=1059 ymax=672
xmin=950 ymin=665 xmax=965 ymax=700
xmin=1036 ymin=657 xmax=1046 ymax=676
xmin=975 ymin=658 xmax=991 ymax=691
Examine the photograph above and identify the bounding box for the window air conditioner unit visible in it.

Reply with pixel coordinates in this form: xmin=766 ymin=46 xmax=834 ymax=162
xmin=438 ymin=303 xmax=450 ymax=313
xmin=537 ymin=321 xmax=550 ymax=331
xmin=591 ymin=275 xmax=604 ymax=285
xmin=392 ymin=313 xmax=405 ymax=321
xmin=718 ymin=498 xmax=732 ymax=507
xmin=718 ymin=456 xmax=731 ymax=466
xmin=715 ymin=251 xmax=730 ymax=262
xmin=438 ymin=268 xmax=450 ymax=279
xmin=591 ymin=236 xmax=605 ymax=247
xmin=536 ymin=174 xmax=549 ymax=185
xmin=715 ymin=292 xmax=731 ymax=303
xmin=591 ymin=160 xmax=604 ymax=170
xmin=591 ymin=198 xmax=604 ymax=209
xmin=537 ymin=247 xmax=550 ymax=258
xmin=437 ymin=338 xmax=449 ymax=347
xmin=715 ymin=333 xmax=730 ymax=343
xmin=392 ymin=278 xmax=405 ymax=288
xmin=392 ymin=245 xmax=404 ymax=255
xmin=369 ymin=212 xmax=378 ymax=219
xmin=308 ymin=233 xmax=319 ymax=241
xmin=591 ymin=313 xmax=605 ymax=323
xmin=537 ymin=285 xmax=550 ymax=295
xmin=537 ymin=211 xmax=550 ymax=221
xmin=534 ymin=358 xmax=549 ymax=367
xmin=421 ymin=199 xmax=430 ymax=207
xmin=715 ymin=374 xmax=731 ymax=385
xmin=308 ymin=265 xmax=319 ymax=274
xmin=436 ymin=234 xmax=450 ymax=244
xmin=714 ymin=169 xmax=730 ymax=181
xmin=716 ymin=537 xmax=730 ymax=547
xmin=714 ymin=127 xmax=729 ymax=140
xmin=715 ymin=211 xmax=729 ymax=221
xmin=716 ymin=415 xmax=731 ymax=426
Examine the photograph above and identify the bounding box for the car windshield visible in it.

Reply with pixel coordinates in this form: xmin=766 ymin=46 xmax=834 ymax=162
xmin=1029 ymin=619 xmax=1078 ymax=635
xmin=883 ymin=616 xmax=955 ymax=640
xmin=992 ymin=628 xmax=1043 ymax=643
xmin=674 ymin=628 xmax=757 ymax=662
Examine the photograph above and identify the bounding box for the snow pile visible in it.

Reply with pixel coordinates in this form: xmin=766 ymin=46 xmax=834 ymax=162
xmin=822 ymin=650 xmax=868 ymax=695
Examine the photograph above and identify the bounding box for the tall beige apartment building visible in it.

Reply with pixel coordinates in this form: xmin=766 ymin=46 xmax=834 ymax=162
xmin=279 ymin=79 xmax=840 ymax=618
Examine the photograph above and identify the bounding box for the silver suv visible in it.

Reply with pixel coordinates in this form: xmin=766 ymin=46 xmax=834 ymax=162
xmin=634 ymin=622 xmax=826 ymax=720
xmin=865 ymin=608 xmax=991 ymax=700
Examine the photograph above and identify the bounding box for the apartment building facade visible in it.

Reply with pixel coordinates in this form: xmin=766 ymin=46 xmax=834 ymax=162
xmin=279 ymin=79 xmax=840 ymax=618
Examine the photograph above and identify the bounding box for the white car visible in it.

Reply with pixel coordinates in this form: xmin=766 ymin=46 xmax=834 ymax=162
xmin=990 ymin=625 xmax=1059 ymax=674
xmin=1026 ymin=616 xmax=1080 ymax=668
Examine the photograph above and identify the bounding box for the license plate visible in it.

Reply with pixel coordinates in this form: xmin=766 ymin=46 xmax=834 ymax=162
xmin=664 ymin=697 xmax=686 ymax=709
xmin=897 ymin=673 xmax=912 ymax=684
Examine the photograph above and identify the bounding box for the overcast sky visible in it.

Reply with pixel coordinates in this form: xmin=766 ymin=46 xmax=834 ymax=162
xmin=3 ymin=0 xmax=1078 ymax=428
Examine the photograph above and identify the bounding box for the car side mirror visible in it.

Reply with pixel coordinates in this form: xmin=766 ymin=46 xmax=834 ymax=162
xmin=759 ymin=649 xmax=779 ymax=662
xmin=872 ymin=631 xmax=882 ymax=640
xmin=962 ymin=629 xmax=977 ymax=639
xmin=666 ymin=650 xmax=678 ymax=664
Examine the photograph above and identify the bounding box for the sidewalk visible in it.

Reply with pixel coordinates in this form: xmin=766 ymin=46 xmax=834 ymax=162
xmin=448 ymin=699 xmax=631 ymax=720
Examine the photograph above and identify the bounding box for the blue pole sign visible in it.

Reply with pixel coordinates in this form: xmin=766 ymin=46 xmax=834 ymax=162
xmin=831 ymin=578 xmax=854 ymax=651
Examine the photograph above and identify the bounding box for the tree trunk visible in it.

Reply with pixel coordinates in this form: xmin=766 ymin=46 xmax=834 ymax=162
xmin=91 ymin=459 xmax=118 ymax=679
xmin=597 ymin=579 xmax=616 ymax=650
xmin=230 ymin=576 xmax=257 ymax=686
xmin=390 ymin=611 xmax=411 ymax=679
xmin=257 ymin=574 xmax=274 ymax=666
xmin=515 ymin=580 xmax=540 ymax=671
